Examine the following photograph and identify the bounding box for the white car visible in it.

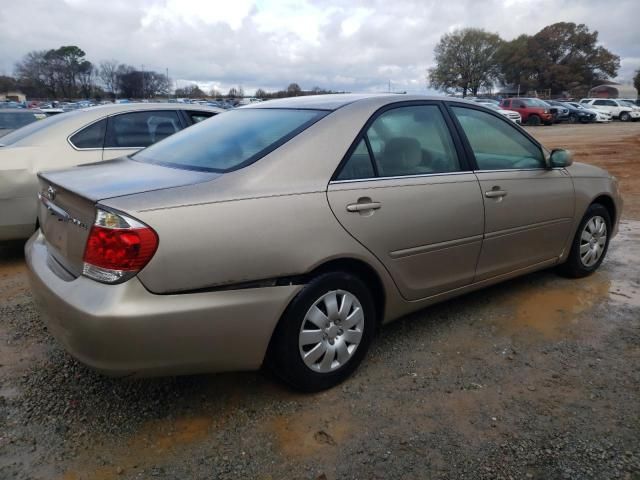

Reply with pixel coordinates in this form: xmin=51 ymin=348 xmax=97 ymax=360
xmin=565 ymin=102 xmax=612 ymax=123
xmin=0 ymin=103 xmax=222 ymax=241
xmin=475 ymin=101 xmax=522 ymax=124
xmin=579 ymin=98 xmax=640 ymax=122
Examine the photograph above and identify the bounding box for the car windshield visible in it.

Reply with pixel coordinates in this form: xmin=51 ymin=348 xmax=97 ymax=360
xmin=619 ymin=100 xmax=636 ymax=107
xmin=522 ymin=99 xmax=549 ymax=107
xmin=0 ymin=111 xmax=73 ymax=146
xmin=134 ymin=108 xmax=329 ymax=173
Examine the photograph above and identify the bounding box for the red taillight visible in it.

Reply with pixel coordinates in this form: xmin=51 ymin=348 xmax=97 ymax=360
xmin=82 ymin=209 xmax=158 ymax=284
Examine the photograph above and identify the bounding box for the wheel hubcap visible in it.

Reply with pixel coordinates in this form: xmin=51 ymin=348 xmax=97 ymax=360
xmin=579 ymin=215 xmax=607 ymax=267
xmin=298 ymin=290 xmax=364 ymax=373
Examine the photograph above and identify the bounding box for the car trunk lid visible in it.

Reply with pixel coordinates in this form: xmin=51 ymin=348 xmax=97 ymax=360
xmin=37 ymin=157 xmax=219 ymax=277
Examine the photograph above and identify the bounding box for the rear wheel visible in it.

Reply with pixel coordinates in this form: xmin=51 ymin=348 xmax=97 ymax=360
xmin=558 ymin=203 xmax=611 ymax=278
xmin=619 ymin=111 xmax=631 ymax=122
xmin=527 ymin=114 xmax=541 ymax=126
xmin=268 ymin=271 xmax=376 ymax=392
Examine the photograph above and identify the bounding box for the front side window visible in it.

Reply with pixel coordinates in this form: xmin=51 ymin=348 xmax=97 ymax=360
xmin=134 ymin=108 xmax=327 ymax=172
xmin=364 ymin=105 xmax=460 ymax=177
xmin=69 ymin=118 xmax=106 ymax=149
xmin=452 ymin=107 xmax=544 ymax=170
xmin=105 ymin=111 xmax=181 ymax=148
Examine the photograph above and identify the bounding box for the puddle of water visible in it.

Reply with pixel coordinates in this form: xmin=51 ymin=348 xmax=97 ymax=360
xmin=494 ymin=273 xmax=611 ymax=338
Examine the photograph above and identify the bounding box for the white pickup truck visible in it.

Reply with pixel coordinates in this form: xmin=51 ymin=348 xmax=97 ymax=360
xmin=579 ymin=98 xmax=640 ymax=122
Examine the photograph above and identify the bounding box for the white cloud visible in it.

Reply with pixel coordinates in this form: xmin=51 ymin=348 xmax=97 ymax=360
xmin=0 ymin=0 xmax=637 ymax=95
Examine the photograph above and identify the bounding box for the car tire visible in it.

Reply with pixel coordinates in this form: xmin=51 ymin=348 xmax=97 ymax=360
xmin=557 ymin=203 xmax=611 ymax=278
xmin=568 ymin=114 xmax=577 ymax=123
xmin=268 ymin=271 xmax=377 ymax=392
xmin=526 ymin=115 xmax=540 ymax=126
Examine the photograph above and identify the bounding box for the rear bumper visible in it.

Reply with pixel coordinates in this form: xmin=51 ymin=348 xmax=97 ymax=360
xmin=26 ymin=232 xmax=302 ymax=377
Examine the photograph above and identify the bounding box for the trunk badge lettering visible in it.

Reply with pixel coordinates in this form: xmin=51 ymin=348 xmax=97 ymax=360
xmin=46 ymin=186 xmax=57 ymax=201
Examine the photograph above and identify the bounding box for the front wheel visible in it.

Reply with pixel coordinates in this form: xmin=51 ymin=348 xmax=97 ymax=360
xmin=557 ymin=203 xmax=611 ymax=278
xmin=527 ymin=115 xmax=541 ymax=126
xmin=268 ymin=271 xmax=376 ymax=392
xmin=619 ymin=112 xmax=631 ymax=122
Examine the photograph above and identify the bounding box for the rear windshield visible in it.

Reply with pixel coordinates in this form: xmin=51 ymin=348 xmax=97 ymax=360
xmin=0 ymin=112 xmax=41 ymax=129
xmin=0 ymin=110 xmax=75 ymax=145
xmin=133 ymin=108 xmax=328 ymax=172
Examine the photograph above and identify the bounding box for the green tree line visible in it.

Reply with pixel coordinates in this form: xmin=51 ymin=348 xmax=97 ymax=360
xmin=428 ymin=22 xmax=623 ymax=97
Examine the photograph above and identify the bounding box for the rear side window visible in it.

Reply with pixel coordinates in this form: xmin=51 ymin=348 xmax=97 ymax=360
xmin=105 ymin=111 xmax=181 ymax=148
xmin=337 ymin=139 xmax=375 ymax=181
xmin=366 ymin=105 xmax=460 ymax=177
xmin=134 ymin=109 xmax=327 ymax=173
xmin=452 ymin=107 xmax=544 ymax=170
xmin=69 ymin=118 xmax=106 ymax=149
xmin=188 ymin=111 xmax=216 ymax=123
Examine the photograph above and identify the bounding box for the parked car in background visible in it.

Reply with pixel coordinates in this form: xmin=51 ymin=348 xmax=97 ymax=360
xmin=474 ymin=101 xmax=521 ymax=123
xmin=542 ymin=100 xmax=570 ymax=123
xmin=0 ymin=103 xmax=222 ymax=241
xmin=547 ymin=100 xmax=595 ymax=123
xmin=0 ymin=109 xmax=47 ymax=138
xmin=579 ymin=98 xmax=640 ymax=122
xmin=26 ymin=94 xmax=621 ymax=391
xmin=500 ymin=98 xmax=554 ymax=125
xmin=564 ymin=102 xmax=612 ymax=123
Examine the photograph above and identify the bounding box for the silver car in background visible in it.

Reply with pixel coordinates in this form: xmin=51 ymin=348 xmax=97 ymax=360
xmin=27 ymin=94 xmax=622 ymax=391
xmin=0 ymin=103 xmax=222 ymax=240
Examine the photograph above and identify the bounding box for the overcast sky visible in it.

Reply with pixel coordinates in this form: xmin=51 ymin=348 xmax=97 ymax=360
xmin=0 ymin=0 xmax=638 ymax=95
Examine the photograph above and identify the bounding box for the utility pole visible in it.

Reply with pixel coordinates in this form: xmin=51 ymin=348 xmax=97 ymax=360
xmin=166 ymin=68 xmax=170 ymax=102
xmin=388 ymin=80 xmax=391 ymax=93
xmin=141 ymin=64 xmax=145 ymax=99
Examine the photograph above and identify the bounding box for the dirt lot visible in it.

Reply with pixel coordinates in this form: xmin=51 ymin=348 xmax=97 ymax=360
xmin=1 ymin=122 xmax=639 ymax=480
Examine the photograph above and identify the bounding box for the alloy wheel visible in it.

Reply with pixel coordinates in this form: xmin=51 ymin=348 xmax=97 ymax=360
xmin=580 ymin=215 xmax=607 ymax=267
xmin=298 ymin=290 xmax=364 ymax=373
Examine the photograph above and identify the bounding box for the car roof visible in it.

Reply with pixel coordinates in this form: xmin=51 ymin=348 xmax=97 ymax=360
xmin=243 ymin=93 xmax=469 ymax=111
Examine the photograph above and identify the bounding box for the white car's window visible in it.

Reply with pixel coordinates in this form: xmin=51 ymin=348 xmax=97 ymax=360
xmin=69 ymin=118 xmax=107 ymax=149
xmin=365 ymin=105 xmax=460 ymax=177
xmin=452 ymin=107 xmax=544 ymax=170
xmin=105 ymin=111 xmax=181 ymax=148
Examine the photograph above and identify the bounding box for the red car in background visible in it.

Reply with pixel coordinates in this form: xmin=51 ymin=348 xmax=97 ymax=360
xmin=500 ymin=98 xmax=553 ymax=126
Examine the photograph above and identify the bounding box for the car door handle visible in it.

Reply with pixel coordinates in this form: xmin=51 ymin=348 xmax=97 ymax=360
xmin=346 ymin=201 xmax=381 ymax=212
xmin=485 ymin=189 xmax=507 ymax=198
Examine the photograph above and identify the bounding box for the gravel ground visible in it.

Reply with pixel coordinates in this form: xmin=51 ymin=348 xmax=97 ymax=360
xmin=0 ymin=123 xmax=639 ymax=480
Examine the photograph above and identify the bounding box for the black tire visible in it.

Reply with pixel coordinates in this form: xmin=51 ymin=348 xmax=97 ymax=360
xmin=557 ymin=203 xmax=611 ymax=278
xmin=268 ymin=271 xmax=377 ymax=392
xmin=527 ymin=114 xmax=541 ymax=126
xmin=568 ymin=114 xmax=577 ymax=124
xmin=619 ymin=111 xmax=631 ymax=122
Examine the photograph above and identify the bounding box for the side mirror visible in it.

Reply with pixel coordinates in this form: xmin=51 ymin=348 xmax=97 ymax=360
xmin=549 ymin=148 xmax=573 ymax=168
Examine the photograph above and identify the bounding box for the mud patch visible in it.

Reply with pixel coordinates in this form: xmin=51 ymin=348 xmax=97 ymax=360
xmin=267 ymin=399 xmax=352 ymax=458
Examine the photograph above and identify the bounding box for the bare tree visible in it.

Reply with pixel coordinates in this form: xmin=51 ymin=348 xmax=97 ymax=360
xmin=99 ymin=60 xmax=120 ymax=98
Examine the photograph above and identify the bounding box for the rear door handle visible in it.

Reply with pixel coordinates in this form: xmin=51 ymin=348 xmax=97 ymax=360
xmin=346 ymin=201 xmax=381 ymax=212
xmin=485 ymin=189 xmax=507 ymax=198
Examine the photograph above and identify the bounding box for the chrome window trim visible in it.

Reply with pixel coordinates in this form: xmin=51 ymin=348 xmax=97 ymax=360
xmin=329 ymin=170 xmax=473 ymax=184
xmin=329 ymin=167 xmax=565 ymax=184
